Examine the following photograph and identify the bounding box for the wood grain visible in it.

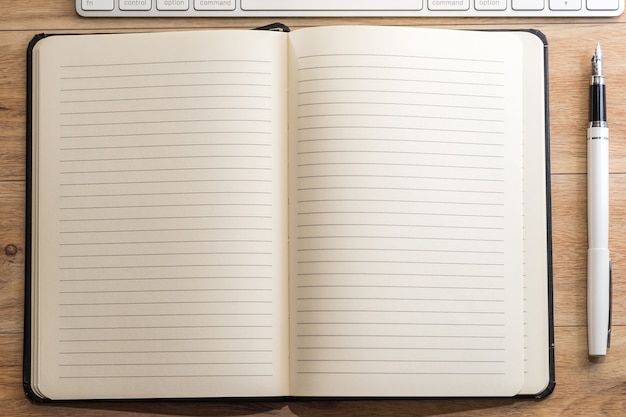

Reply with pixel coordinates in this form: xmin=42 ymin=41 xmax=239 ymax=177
xmin=1 ymin=4 xmax=626 ymax=416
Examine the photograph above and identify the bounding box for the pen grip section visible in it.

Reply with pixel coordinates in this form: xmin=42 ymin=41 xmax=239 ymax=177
xmin=589 ymin=83 xmax=606 ymax=124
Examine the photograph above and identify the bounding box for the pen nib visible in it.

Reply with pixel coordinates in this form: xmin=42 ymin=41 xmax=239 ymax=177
xmin=592 ymin=42 xmax=603 ymax=77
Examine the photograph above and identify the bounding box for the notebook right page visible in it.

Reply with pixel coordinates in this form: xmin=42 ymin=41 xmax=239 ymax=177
xmin=288 ymin=26 xmax=529 ymax=397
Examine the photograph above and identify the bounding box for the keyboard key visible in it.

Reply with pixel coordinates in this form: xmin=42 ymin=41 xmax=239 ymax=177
xmin=550 ymin=0 xmax=581 ymax=9
xmin=81 ymin=0 xmax=114 ymax=10
xmin=587 ymin=0 xmax=619 ymax=9
xmin=119 ymin=0 xmax=152 ymax=10
xmin=428 ymin=0 xmax=470 ymax=10
xmin=195 ymin=0 xmax=236 ymax=10
xmin=475 ymin=0 xmax=507 ymax=10
xmin=157 ymin=0 xmax=189 ymax=10
xmin=512 ymin=0 xmax=544 ymax=9
xmin=241 ymin=0 xmax=422 ymax=11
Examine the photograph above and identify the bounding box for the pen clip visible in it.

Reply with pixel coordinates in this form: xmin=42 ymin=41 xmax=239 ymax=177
xmin=606 ymin=259 xmax=613 ymax=349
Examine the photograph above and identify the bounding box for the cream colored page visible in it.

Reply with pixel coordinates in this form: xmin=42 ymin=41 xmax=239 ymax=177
xmin=517 ymin=32 xmax=551 ymax=396
xmin=288 ymin=26 xmax=525 ymax=397
xmin=33 ymin=30 xmax=289 ymax=400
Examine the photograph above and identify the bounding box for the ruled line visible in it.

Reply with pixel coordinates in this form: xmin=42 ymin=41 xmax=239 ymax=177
xmin=59 ymin=374 xmax=273 ymax=379
xmin=297 ymin=173 xmax=504 ymax=181
xmin=60 ymin=131 xmax=273 ymax=139
xmin=59 ymin=337 xmax=272 ymax=343
xmin=60 ymin=59 xmax=271 ymax=68
xmin=59 ymin=362 xmax=273 ymax=366
xmin=59 ymin=240 xmax=272 ymax=246
xmin=61 ymin=83 xmax=272 ymax=92
xmin=60 ymin=215 xmax=272 ymax=222
xmin=296 ymin=248 xmax=504 ymax=254
xmin=299 ymin=78 xmax=504 ymax=88
xmin=59 ymin=349 xmax=272 ymax=354
xmin=59 ymin=301 xmax=273 ymax=306
xmin=298 ymin=101 xmax=505 ymax=112
xmin=61 ymin=71 xmax=272 ymax=80
xmin=60 ymin=119 xmax=272 ymax=128
xmin=60 ymin=107 xmax=272 ymax=116
xmin=296 ymin=52 xmax=504 ymax=64
xmin=59 ymin=144 xmax=273 ymax=151
xmin=296 ymin=371 xmax=506 ymax=375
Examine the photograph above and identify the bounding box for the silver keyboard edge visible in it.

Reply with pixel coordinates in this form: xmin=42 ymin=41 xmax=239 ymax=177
xmin=76 ymin=0 xmax=624 ymax=16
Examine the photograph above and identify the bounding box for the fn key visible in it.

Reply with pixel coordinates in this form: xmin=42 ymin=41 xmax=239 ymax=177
xmin=81 ymin=0 xmax=114 ymax=10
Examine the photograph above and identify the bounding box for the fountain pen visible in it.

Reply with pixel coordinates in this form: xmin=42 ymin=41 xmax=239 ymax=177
xmin=587 ymin=43 xmax=611 ymax=357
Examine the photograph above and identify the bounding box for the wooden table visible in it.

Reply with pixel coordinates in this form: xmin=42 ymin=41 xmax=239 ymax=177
xmin=1 ymin=2 xmax=625 ymax=415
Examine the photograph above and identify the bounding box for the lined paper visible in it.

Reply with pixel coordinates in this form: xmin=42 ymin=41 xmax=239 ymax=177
xmin=288 ymin=26 xmax=525 ymax=397
xmin=30 ymin=26 xmax=548 ymax=401
xmin=33 ymin=30 xmax=289 ymax=399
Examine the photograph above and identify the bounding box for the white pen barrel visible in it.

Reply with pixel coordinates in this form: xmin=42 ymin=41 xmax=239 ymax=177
xmin=587 ymin=127 xmax=609 ymax=248
xmin=587 ymin=126 xmax=609 ymax=356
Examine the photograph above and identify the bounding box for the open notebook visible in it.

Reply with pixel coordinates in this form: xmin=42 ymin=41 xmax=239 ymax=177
xmin=24 ymin=25 xmax=554 ymax=401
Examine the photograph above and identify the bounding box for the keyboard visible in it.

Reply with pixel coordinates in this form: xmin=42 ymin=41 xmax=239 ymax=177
xmin=77 ymin=0 xmax=623 ymax=17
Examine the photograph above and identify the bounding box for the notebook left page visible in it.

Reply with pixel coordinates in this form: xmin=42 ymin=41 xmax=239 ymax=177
xmin=29 ymin=30 xmax=290 ymax=400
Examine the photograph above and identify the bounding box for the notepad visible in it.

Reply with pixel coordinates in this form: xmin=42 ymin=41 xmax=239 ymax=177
xmin=25 ymin=25 xmax=554 ymax=401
